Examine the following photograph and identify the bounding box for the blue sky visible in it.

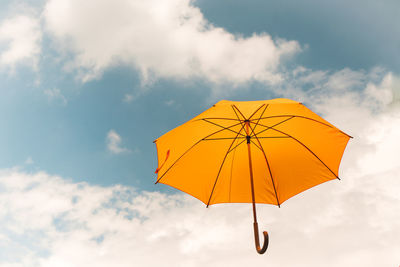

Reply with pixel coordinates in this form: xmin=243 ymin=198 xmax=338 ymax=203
xmin=0 ymin=0 xmax=399 ymax=266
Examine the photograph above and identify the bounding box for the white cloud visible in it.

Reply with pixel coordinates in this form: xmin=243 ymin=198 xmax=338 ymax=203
xmin=44 ymin=88 xmax=67 ymax=105
xmin=42 ymin=0 xmax=300 ymax=84
xmin=0 ymin=14 xmax=42 ymax=72
xmin=0 ymin=123 xmax=399 ymax=266
xmin=1 ymin=76 xmax=400 ymax=265
xmin=106 ymin=129 xmax=130 ymax=154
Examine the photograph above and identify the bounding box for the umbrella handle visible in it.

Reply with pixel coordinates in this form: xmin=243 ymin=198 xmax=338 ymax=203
xmin=254 ymin=222 xmax=269 ymax=254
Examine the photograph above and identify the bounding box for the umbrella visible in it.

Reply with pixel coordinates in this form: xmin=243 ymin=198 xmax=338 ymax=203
xmin=153 ymin=98 xmax=351 ymax=254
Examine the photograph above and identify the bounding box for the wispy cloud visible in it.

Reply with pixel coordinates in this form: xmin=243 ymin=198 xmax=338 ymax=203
xmin=106 ymin=129 xmax=130 ymax=154
xmin=0 ymin=14 xmax=41 ymax=73
xmin=44 ymin=88 xmax=67 ymax=105
xmin=24 ymin=156 xmax=34 ymax=165
xmin=122 ymin=94 xmax=134 ymax=103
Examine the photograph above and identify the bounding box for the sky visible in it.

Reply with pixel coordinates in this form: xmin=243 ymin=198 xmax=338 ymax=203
xmin=0 ymin=0 xmax=399 ymax=266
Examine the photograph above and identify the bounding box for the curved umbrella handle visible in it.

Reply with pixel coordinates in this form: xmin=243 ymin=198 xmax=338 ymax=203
xmin=253 ymin=222 xmax=269 ymax=254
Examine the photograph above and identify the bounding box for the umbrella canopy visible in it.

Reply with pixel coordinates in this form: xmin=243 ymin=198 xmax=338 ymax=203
xmin=153 ymin=98 xmax=351 ymax=254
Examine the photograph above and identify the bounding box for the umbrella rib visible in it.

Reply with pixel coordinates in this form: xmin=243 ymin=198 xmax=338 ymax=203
xmin=231 ymin=106 xmax=247 ymax=135
xmin=232 ymin=105 xmax=247 ymax=120
xmin=253 ymin=115 xmax=331 ymax=126
xmin=202 ymin=119 xmax=246 ymax=137
xmin=251 ymin=121 xmax=341 ymax=180
xmin=250 ymin=104 xmax=269 ymax=134
xmin=203 ymin=137 xmax=246 ymax=141
xmin=250 ymin=139 xmax=262 ymax=151
xmin=253 ymin=116 xmax=295 ymax=137
xmin=229 ymin=136 xmax=240 ymax=202
xmin=248 ymin=123 xmax=281 ymax=207
xmin=194 ymin=117 xmax=241 ymax=122
xmin=248 ymin=104 xmax=266 ymax=120
xmin=155 ymin=121 xmax=243 ymax=184
xmin=256 ymin=136 xmax=290 ymax=139
xmin=228 ymin=138 xmax=246 ymax=153
xmin=206 ymin=129 xmax=244 ymax=207
xmin=200 ymin=121 xmax=243 ymax=139
xmin=252 ymin=115 xmax=352 ymax=138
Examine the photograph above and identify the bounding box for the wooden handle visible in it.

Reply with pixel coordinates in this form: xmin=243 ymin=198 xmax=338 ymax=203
xmin=254 ymin=222 xmax=269 ymax=254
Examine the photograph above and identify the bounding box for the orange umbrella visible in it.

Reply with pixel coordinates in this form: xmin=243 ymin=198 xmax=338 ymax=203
xmin=153 ymin=98 xmax=351 ymax=254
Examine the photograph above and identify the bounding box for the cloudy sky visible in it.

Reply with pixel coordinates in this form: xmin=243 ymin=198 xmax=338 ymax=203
xmin=0 ymin=0 xmax=399 ymax=266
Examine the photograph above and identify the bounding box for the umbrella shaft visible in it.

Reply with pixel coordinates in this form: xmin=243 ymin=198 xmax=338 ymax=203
xmin=247 ymin=141 xmax=258 ymax=224
xmin=245 ymin=122 xmax=258 ymax=224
